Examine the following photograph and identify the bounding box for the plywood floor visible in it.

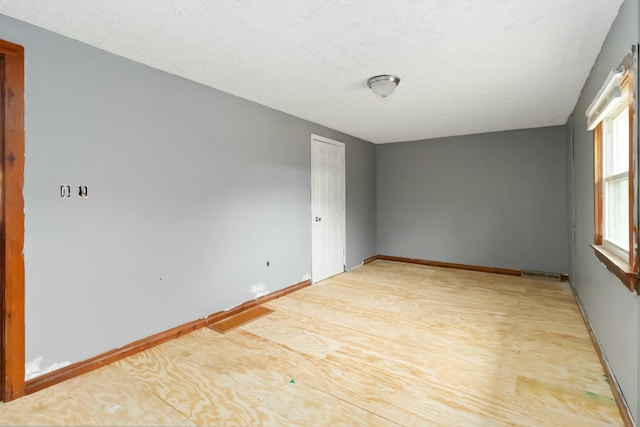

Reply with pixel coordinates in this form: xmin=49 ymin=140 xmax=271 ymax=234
xmin=0 ymin=260 xmax=622 ymax=426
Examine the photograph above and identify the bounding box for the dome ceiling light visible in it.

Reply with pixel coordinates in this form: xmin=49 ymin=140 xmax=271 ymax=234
xmin=367 ymin=75 xmax=401 ymax=99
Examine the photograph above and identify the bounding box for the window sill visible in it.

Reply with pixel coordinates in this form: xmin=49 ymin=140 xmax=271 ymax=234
xmin=590 ymin=244 xmax=638 ymax=293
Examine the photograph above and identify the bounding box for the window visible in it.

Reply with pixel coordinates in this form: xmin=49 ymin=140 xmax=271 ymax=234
xmin=588 ymin=57 xmax=637 ymax=292
xmin=602 ymin=105 xmax=629 ymax=255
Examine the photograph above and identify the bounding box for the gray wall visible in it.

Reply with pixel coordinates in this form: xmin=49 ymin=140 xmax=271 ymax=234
xmin=0 ymin=14 xmax=376 ymax=378
xmin=377 ymin=127 xmax=568 ymax=273
xmin=567 ymin=0 xmax=639 ymax=421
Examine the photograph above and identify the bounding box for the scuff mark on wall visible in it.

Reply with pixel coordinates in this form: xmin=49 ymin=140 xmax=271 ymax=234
xmin=250 ymin=283 xmax=269 ymax=299
xmin=25 ymin=356 xmax=71 ymax=380
xmin=24 ymin=356 xmax=43 ymax=379
xmin=349 ymin=262 xmax=364 ymax=271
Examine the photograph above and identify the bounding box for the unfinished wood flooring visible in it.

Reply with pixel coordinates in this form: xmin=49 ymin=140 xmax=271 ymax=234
xmin=0 ymin=260 xmax=623 ymax=426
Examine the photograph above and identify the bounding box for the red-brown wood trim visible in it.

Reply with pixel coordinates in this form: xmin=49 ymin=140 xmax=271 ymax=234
xmin=591 ymin=244 xmax=638 ymax=292
xmin=591 ymin=70 xmax=638 ymax=292
xmin=369 ymin=255 xmax=569 ymax=281
xmin=0 ymin=40 xmax=24 ymax=58
xmin=571 ymin=286 xmax=635 ymax=427
xmin=623 ymin=72 xmax=638 ymax=273
xmin=0 ymin=39 xmax=25 ymax=402
xmin=594 ymin=123 xmax=603 ymax=245
xmin=363 ymin=255 xmax=378 ymax=264
xmin=25 ymin=317 xmax=209 ymax=395
xmin=254 ymin=279 xmax=310 ymax=305
xmin=377 ymin=255 xmax=523 ymax=277
xmin=25 ymin=279 xmax=311 ymax=395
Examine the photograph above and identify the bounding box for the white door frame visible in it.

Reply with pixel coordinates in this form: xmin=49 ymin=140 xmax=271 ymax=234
xmin=311 ymin=134 xmax=346 ymax=283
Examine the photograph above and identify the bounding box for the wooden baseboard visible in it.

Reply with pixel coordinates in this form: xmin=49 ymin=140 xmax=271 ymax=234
xmin=363 ymin=255 xmax=378 ymax=265
xmin=570 ymin=286 xmax=635 ymax=427
xmin=25 ymin=279 xmax=311 ymax=395
xmin=376 ymin=255 xmax=522 ymax=277
xmin=372 ymin=255 xmax=570 ymax=282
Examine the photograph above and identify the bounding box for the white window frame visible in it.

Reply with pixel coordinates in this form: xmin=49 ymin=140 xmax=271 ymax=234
xmin=601 ymin=101 xmax=630 ymax=260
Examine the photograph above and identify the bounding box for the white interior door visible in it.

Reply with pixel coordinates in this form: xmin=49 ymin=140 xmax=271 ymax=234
xmin=311 ymin=135 xmax=346 ymax=283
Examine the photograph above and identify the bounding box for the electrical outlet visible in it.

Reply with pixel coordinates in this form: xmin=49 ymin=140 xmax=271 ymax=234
xmin=266 ymin=260 xmax=270 ymax=267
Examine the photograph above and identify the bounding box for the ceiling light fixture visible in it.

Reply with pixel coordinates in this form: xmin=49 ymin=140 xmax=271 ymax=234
xmin=367 ymin=74 xmax=401 ymax=99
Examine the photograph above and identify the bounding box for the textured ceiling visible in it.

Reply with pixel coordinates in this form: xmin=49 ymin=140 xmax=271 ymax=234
xmin=0 ymin=0 xmax=624 ymax=143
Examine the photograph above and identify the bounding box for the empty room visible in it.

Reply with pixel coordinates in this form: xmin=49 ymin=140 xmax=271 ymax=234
xmin=0 ymin=0 xmax=639 ymax=426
